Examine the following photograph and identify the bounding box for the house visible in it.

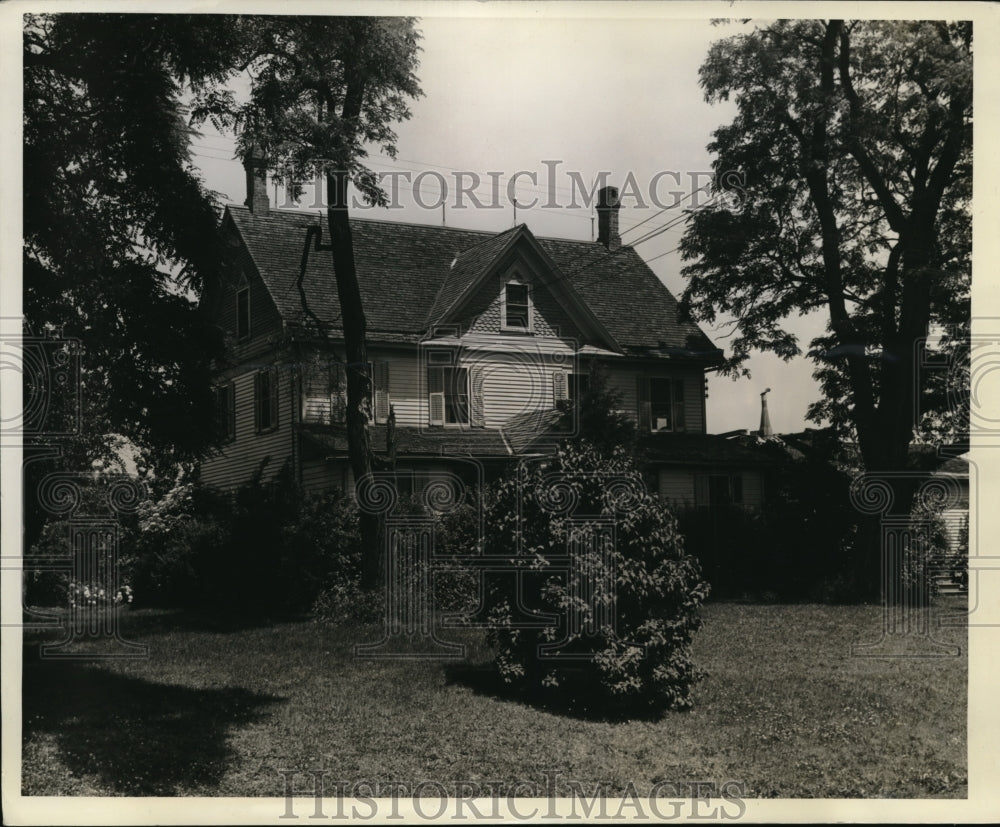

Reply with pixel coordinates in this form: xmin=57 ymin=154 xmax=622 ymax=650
xmin=198 ymin=157 xmax=770 ymax=510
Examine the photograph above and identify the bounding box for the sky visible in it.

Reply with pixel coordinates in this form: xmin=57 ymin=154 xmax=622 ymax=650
xmin=189 ymin=14 xmax=826 ymax=436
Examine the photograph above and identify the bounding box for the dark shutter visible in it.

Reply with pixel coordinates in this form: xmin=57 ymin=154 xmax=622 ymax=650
xmin=428 ymin=365 xmax=445 ymax=426
xmin=253 ymin=371 xmax=261 ymax=431
xmin=268 ymin=368 xmax=279 ymax=429
xmin=226 ymin=384 xmax=236 ymax=441
xmin=470 ymin=366 xmax=485 ymax=428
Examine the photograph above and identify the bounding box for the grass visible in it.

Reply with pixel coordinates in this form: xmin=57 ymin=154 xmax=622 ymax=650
xmin=21 ymin=601 xmax=966 ymax=798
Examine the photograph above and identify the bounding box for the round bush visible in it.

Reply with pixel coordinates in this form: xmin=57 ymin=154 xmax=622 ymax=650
xmin=484 ymin=443 xmax=709 ymax=717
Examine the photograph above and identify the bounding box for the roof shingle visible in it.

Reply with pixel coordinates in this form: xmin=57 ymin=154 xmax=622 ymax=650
xmin=226 ymin=205 xmax=718 ymax=355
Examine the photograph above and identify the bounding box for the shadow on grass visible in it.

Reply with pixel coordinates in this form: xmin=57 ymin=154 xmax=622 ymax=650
xmin=22 ymin=646 xmax=282 ymax=795
xmin=444 ymin=661 xmax=667 ymax=724
xmin=23 ymin=607 xmax=308 ymax=642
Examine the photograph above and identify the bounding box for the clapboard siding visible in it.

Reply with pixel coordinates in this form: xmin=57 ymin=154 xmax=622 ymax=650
xmin=301 ymin=459 xmax=352 ymax=494
xmin=659 ymin=468 xmax=695 ymax=507
xmin=199 ymin=364 xmax=295 ymax=489
xmin=480 ymin=355 xmax=557 ymax=428
xmin=345 ymin=349 xmax=709 ymax=431
xmin=658 ymin=468 xmax=764 ymax=510
xmin=606 ymin=365 xmax=705 ymax=433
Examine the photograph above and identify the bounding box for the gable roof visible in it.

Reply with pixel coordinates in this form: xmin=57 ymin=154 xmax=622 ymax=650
xmin=225 ymin=204 xmax=720 ymax=358
xmin=425 ymin=225 xmax=522 ymax=328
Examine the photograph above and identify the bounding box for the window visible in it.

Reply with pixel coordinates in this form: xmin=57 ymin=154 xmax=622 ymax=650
xmin=254 ymin=368 xmax=279 ymax=432
xmin=236 ymin=287 xmax=250 ymax=341
xmin=502 ymin=280 xmax=531 ymax=331
xmin=554 ymin=370 xmax=590 ymax=409
xmin=568 ymin=372 xmax=590 ymax=403
xmin=643 ymin=377 xmax=685 ymax=432
xmin=369 ymin=361 xmax=391 ymax=424
xmin=214 ymin=383 xmax=236 ymax=442
xmin=428 ymin=363 xmax=469 ymax=425
xmin=302 ymin=362 xmax=345 ymax=425
xmin=695 ymin=474 xmax=744 ymax=508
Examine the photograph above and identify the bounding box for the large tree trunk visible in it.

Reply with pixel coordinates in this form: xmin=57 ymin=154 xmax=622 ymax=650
xmin=326 ymin=169 xmax=380 ymax=590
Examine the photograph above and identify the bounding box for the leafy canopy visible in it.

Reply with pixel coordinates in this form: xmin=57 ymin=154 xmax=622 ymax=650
xmin=680 ymin=20 xmax=971 ymax=465
xmin=23 ymin=13 xmax=247 ymax=470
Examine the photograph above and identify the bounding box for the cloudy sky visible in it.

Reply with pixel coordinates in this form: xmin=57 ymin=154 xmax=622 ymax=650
xmin=191 ymin=13 xmax=827 ymax=436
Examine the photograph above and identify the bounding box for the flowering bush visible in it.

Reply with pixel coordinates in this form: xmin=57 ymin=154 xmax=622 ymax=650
xmin=68 ymin=581 xmax=133 ymax=608
xmin=484 ymin=443 xmax=710 ymax=718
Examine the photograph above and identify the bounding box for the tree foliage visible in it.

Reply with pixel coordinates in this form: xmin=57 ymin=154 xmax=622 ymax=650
xmin=23 ymin=13 xmax=247 ymax=472
xmin=680 ymin=20 xmax=971 ymax=476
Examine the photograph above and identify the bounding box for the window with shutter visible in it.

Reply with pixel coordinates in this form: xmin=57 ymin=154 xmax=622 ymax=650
xmin=427 ymin=362 xmax=469 ymax=426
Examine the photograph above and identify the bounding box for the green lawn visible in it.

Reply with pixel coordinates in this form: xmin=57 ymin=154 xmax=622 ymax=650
xmin=21 ymin=602 xmax=966 ymax=798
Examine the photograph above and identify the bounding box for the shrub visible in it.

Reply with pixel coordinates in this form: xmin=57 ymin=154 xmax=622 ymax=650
xmin=484 ymin=443 xmax=709 ymax=717
xmin=675 ymin=458 xmax=864 ymax=603
xmin=128 ymin=480 xmax=231 ymax=607
xmin=310 ymin=489 xmax=481 ymax=625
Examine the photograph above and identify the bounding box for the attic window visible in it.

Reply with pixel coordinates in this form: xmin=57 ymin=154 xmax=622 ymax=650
xmin=502 ymin=280 xmax=532 ymax=332
xmin=236 ymin=287 xmax=250 ymax=341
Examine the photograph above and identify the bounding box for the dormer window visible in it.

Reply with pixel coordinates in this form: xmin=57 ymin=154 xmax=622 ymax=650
xmin=502 ymin=280 xmax=532 ymax=332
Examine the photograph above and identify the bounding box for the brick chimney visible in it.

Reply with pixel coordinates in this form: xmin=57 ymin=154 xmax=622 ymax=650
xmin=758 ymin=388 xmax=773 ymax=437
xmin=596 ymin=186 xmax=621 ymax=251
xmin=243 ymin=144 xmax=269 ymax=215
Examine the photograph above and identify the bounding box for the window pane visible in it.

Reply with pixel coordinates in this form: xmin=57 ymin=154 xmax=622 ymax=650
xmin=506 ymin=283 xmax=528 ymax=305
xmin=649 ymin=378 xmax=673 ymax=431
xmin=446 ymin=367 xmax=469 ymax=424
xmin=505 ymin=283 xmax=529 ymax=328
xmin=428 ymin=366 xmax=444 ymax=394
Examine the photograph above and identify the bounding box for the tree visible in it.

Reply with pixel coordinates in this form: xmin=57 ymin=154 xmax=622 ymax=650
xmin=217 ymin=16 xmax=423 ymax=587
xmin=22 ymin=14 xmax=254 ymax=557
xmin=679 ymin=20 xmax=971 ymax=589
xmin=23 ymin=14 xmax=247 ymax=474
xmin=556 ymin=361 xmax=637 ymax=457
